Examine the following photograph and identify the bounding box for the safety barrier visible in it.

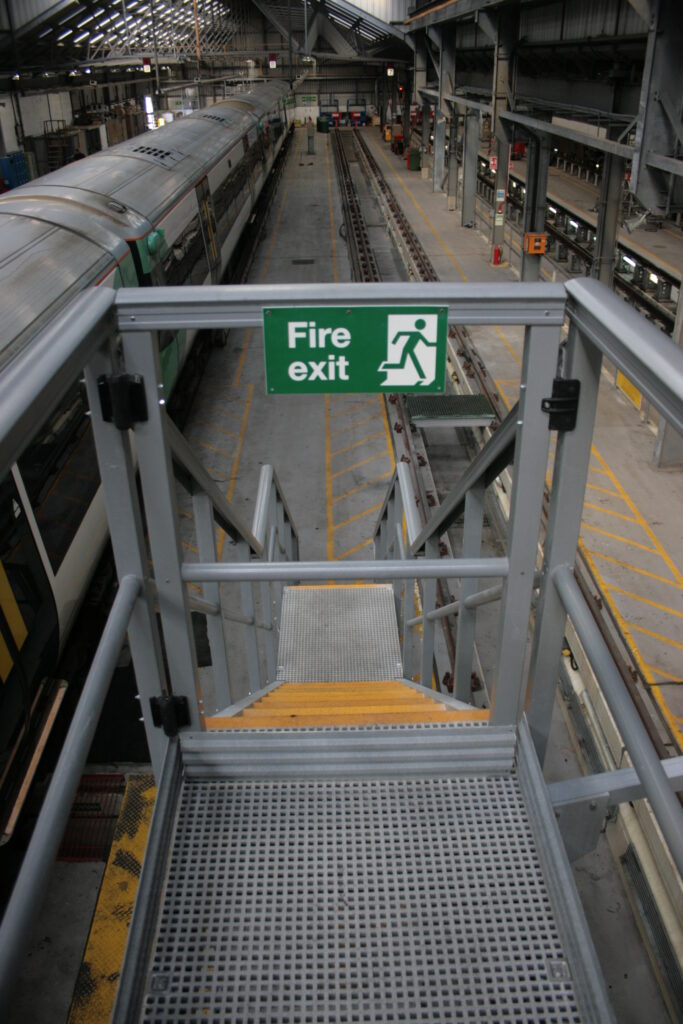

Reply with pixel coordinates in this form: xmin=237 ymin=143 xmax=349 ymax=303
xmin=0 ymin=278 xmax=682 ymax=1007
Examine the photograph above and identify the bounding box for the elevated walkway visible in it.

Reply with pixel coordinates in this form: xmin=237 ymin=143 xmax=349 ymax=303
xmin=1 ymin=278 xmax=682 ymax=1022
xmin=114 ymin=585 xmax=610 ymax=1023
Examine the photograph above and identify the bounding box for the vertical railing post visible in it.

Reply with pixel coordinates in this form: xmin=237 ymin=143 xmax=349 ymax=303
xmin=260 ymin=486 xmax=277 ymax=684
xmin=454 ymin=481 xmax=484 ymax=702
xmin=84 ymin=343 xmax=170 ymax=777
xmin=491 ymin=322 xmax=561 ymax=725
xmin=526 ymin=323 xmax=602 ymax=760
xmin=420 ymin=536 xmax=439 ymax=689
xmin=192 ymin=491 xmax=232 ymax=712
xmin=119 ymin=329 xmax=202 ymax=730
xmin=236 ymin=539 xmax=261 ymax=692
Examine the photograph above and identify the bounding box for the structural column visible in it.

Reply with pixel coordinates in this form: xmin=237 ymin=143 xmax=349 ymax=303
xmin=432 ymin=107 xmax=446 ymax=192
xmin=461 ymin=108 xmax=478 ymax=227
xmin=447 ymin=106 xmax=459 ymax=211
xmin=654 ymin=296 xmax=683 ymax=466
xmin=520 ymin=133 xmax=551 ymax=281
xmin=592 ymin=151 xmax=625 ymax=287
xmin=490 ymin=9 xmax=518 ymax=257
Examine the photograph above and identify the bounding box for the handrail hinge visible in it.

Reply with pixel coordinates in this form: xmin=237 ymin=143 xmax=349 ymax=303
xmin=149 ymin=695 xmax=190 ymax=737
xmin=98 ymin=373 xmax=148 ymax=430
xmin=541 ymin=378 xmax=580 ymax=431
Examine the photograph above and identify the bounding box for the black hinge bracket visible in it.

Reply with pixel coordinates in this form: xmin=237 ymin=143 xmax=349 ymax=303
xmin=97 ymin=373 xmax=148 ymax=430
xmin=150 ymin=695 xmax=190 ymax=737
xmin=541 ymin=378 xmax=580 ymax=431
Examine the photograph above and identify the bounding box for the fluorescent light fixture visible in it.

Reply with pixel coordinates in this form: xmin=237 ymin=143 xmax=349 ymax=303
xmin=569 ymin=219 xmax=579 ymax=229
xmin=548 ymin=206 xmax=557 ymax=214
xmin=650 ymin=273 xmax=658 ymax=284
xmin=623 ymin=255 xmax=636 ymax=267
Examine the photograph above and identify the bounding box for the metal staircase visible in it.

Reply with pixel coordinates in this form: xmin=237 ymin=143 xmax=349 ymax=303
xmin=112 ymin=580 xmax=612 ymax=1023
xmin=1 ymin=279 xmax=682 ymax=1021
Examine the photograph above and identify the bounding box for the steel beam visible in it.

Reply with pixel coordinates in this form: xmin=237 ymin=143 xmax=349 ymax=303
xmin=461 ymin=108 xmax=479 ymax=227
xmin=520 ymin=134 xmax=551 ymax=281
xmin=591 ymin=152 xmax=625 ymax=288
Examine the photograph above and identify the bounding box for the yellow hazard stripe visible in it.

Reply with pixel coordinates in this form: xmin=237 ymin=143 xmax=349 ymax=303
xmin=67 ymin=775 xmax=156 ymax=1024
xmin=0 ymin=560 xmax=28 ymax=683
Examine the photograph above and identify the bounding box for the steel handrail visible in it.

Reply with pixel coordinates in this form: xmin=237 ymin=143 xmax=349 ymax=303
xmin=181 ymin=556 xmax=509 ymax=584
xmin=410 ymin=403 xmax=518 ymax=554
xmin=0 ymin=574 xmax=141 ymax=1005
xmin=552 ymin=565 xmax=683 ymax=877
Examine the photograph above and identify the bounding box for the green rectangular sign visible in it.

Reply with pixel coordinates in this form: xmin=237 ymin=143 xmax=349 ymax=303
xmin=263 ymin=306 xmax=448 ymax=394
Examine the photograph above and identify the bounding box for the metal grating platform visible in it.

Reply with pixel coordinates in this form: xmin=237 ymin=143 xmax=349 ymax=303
xmin=406 ymin=394 xmax=496 ymax=428
xmin=277 ymin=586 xmax=402 ymax=682
xmin=140 ymin=774 xmax=582 ymax=1024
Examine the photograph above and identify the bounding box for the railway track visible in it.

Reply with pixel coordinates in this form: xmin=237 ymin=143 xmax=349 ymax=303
xmin=334 ymin=127 xmax=678 ymax=762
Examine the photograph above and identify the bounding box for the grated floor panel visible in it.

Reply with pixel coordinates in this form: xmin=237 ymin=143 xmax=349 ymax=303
xmin=141 ymin=775 xmax=583 ymax=1024
xmin=277 ymin=586 xmax=402 ymax=682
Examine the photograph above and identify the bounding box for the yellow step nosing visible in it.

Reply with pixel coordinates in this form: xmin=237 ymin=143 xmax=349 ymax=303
xmin=208 ymin=709 xmax=488 ymax=729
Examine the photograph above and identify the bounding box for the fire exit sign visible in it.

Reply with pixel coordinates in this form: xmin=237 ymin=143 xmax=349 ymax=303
xmin=263 ymin=306 xmax=448 ymax=394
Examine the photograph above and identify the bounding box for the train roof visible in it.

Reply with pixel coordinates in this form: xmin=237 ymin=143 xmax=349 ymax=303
xmin=0 ymin=214 xmax=116 ymax=371
xmin=0 ymin=81 xmax=290 ymax=369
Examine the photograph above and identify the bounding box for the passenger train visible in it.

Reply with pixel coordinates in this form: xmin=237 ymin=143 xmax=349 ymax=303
xmin=0 ymin=80 xmax=291 ymax=833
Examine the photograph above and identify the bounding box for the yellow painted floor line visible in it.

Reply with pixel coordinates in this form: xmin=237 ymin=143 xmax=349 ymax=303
xmin=626 ymin=621 xmax=683 ymax=651
xmin=190 ymin=418 xmax=239 ymax=440
xmin=580 ymin=522 xmax=659 ymax=554
xmin=195 ymin=437 xmax=233 ymax=457
xmin=603 ymin=585 xmax=683 ymax=619
xmin=337 ymin=536 xmax=374 ymax=559
xmin=585 ymin=482 xmax=624 ymax=499
xmin=582 ymin=545 xmax=683 ymax=747
xmin=332 ymin=502 xmax=383 ymax=532
xmin=583 ymin=549 xmax=683 ymax=588
xmin=331 ymin=430 xmax=386 ymax=458
xmin=494 ymin=326 xmax=521 ymax=367
xmin=67 ymin=775 xmax=156 ymax=1024
xmin=331 ymin=450 xmax=390 ymax=479
xmin=591 ymin=447 xmax=683 ymax=585
xmin=333 ymin=472 xmax=394 ymax=504
xmin=216 ymin=383 xmax=254 ymax=560
xmin=643 ymin=663 xmax=683 ymax=685
xmin=583 ymin=502 xmax=639 ymax=525
xmin=328 ymin=398 xmax=379 ymax=419
xmin=330 ymin=413 xmax=380 ymax=438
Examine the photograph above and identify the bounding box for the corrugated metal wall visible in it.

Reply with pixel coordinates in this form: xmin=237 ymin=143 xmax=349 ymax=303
xmin=519 ymin=0 xmax=648 ymax=42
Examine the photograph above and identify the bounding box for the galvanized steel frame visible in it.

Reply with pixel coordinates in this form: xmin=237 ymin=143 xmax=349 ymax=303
xmin=1 ymin=278 xmax=683 ymax=1011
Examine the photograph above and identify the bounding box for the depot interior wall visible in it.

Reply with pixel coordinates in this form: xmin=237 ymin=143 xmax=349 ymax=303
xmin=18 ymin=90 xmax=73 ymax=136
xmin=0 ymin=96 xmax=19 ymax=152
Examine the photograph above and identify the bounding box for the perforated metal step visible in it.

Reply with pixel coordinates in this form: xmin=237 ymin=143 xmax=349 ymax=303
xmin=406 ymin=393 xmax=496 ymax=428
xmin=276 ymin=585 xmax=402 ymax=682
xmin=115 ymin=725 xmax=613 ymax=1024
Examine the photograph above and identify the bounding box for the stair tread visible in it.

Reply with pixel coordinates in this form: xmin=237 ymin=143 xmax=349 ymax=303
xmin=277 ymin=584 xmax=402 ymax=682
xmin=206 ymin=680 xmax=489 ymax=729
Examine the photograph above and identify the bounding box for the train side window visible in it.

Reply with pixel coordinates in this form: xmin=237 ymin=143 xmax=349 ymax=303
xmin=0 ymin=473 xmax=57 ymax=691
xmin=17 ymin=382 xmax=99 ymax=575
xmin=161 ymin=212 xmax=206 ymax=287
